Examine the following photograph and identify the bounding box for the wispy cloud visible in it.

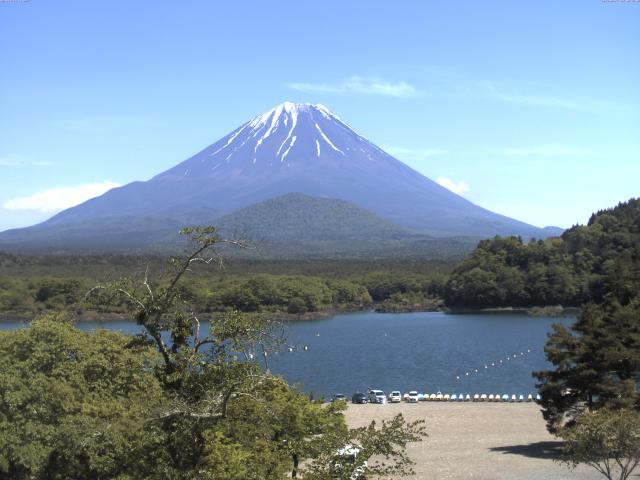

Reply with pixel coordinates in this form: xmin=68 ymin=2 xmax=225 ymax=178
xmin=0 ymin=155 xmax=55 ymax=167
xmin=288 ymin=76 xmax=416 ymax=97
xmin=55 ymin=114 xmax=166 ymax=133
xmin=503 ymin=145 xmax=591 ymax=157
xmin=478 ymin=81 xmax=629 ymax=113
xmin=383 ymin=146 xmax=448 ymax=161
xmin=436 ymin=176 xmax=470 ymax=195
xmin=3 ymin=181 xmax=121 ymax=212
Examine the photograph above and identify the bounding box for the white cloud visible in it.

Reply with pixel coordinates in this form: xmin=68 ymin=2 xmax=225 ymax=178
xmin=478 ymin=81 xmax=631 ymax=114
xmin=503 ymin=145 xmax=591 ymax=157
xmin=383 ymin=146 xmax=448 ymax=161
xmin=0 ymin=155 xmax=55 ymax=167
xmin=288 ymin=76 xmax=416 ymax=97
xmin=3 ymin=181 xmax=121 ymax=212
xmin=436 ymin=176 xmax=470 ymax=195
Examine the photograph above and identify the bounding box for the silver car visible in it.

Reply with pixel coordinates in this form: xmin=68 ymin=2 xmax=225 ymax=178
xmin=368 ymin=389 xmax=387 ymax=404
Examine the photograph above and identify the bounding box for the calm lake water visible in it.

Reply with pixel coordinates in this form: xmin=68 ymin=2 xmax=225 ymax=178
xmin=0 ymin=311 xmax=574 ymax=398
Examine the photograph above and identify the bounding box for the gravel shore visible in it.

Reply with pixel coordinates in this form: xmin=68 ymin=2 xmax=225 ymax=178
xmin=344 ymin=402 xmax=601 ymax=480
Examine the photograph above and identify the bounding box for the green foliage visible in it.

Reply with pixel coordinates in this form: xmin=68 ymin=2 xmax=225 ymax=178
xmin=533 ymin=199 xmax=640 ymax=432
xmin=301 ymin=414 xmax=427 ymax=479
xmin=0 ymin=226 xmax=429 ymax=479
xmin=535 ymin=298 xmax=640 ymax=431
xmin=444 ymin=236 xmax=583 ymax=308
xmin=558 ymin=408 xmax=640 ymax=480
xmin=0 ymin=312 xmax=165 ymax=479
xmin=445 ymin=198 xmax=640 ymax=309
xmin=206 ymin=275 xmax=371 ymax=314
xmin=0 ymin=256 xmax=454 ymax=319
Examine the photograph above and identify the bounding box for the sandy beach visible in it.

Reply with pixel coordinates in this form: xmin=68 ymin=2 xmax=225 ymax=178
xmin=344 ymin=402 xmax=601 ymax=480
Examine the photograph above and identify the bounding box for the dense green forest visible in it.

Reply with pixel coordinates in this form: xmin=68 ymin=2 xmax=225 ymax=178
xmin=0 ymin=256 xmax=452 ymax=319
xmin=444 ymin=199 xmax=640 ymax=309
xmin=532 ymin=199 xmax=640 ymax=433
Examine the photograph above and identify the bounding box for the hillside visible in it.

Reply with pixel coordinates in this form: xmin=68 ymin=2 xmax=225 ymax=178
xmin=444 ymin=198 xmax=640 ymax=308
xmin=213 ymin=193 xmax=478 ymax=258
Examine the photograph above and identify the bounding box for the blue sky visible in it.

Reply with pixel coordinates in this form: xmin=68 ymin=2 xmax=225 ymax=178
xmin=1 ymin=0 xmax=638 ymax=231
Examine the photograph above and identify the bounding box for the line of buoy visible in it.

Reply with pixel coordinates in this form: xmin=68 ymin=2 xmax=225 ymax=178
xmin=456 ymin=349 xmax=534 ymax=380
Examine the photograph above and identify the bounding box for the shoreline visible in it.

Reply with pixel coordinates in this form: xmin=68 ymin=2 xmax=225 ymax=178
xmin=0 ymin=304 xmax=579 ymax=323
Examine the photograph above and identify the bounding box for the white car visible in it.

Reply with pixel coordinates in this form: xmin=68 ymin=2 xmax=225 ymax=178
xmin=407 ymin=390 xmax=419 ymax=403
xmin=368 ymin=389 xmax=387 ymax=404
xmin=388 ymin=390 xmax=402 ymax=403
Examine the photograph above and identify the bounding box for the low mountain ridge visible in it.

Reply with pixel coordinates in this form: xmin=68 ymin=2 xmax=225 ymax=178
xmin=213 ymin=193 xmax=478 ymax=258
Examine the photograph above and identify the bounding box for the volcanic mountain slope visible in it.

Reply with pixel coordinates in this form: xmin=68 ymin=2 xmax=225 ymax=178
xmin=0 ymin=102 xmax=561 ymax=252
xmin=213 ymin=193 xmax=478 ymax=258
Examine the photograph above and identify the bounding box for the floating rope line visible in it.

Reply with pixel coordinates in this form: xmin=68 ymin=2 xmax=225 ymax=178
xmin=455 ymin=348 xmax=533 ymax=380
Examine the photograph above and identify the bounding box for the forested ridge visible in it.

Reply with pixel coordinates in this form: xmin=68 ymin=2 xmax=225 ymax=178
xmin=0 ymin=257 xmax=451 ymax=319
xmin=444 ymin=198 xmax=640 ymax=309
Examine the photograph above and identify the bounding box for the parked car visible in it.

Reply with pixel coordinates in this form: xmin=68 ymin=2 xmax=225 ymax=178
xmin=407 ymin=391 xmax=419 ymax=403
xmin=332 ymin=393 xmax=346 ymax=403
xmin=388 ymin=390 xmax=402 ymax=403
xmin=368 ymin=389 xmax=387 ymax=404
xmin=351 ymin=392 xmax=368 ymax=404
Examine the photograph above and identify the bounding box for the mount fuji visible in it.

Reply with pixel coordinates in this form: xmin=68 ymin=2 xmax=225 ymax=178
xmin=0 ymin=102 xmax=561 ymax=253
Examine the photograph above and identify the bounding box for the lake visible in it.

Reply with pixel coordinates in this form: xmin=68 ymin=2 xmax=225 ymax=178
xmin=0 ymin=311 xmax=574 ymax=398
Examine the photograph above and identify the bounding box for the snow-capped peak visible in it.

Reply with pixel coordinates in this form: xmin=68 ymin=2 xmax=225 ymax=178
xmin=204 ymin=101 xmax=376 ymax=167
xmin=247 ymin=101 xmax=339 ymax=130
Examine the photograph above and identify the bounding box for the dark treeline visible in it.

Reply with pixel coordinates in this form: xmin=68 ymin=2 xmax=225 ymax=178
xmin=444 ymin=198 xmax=640 ymax=309
xmin=0 ymin=257 xmax=454 ymax=319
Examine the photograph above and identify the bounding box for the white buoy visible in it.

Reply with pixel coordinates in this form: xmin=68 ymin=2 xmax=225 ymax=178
xmin=488 ymin=394 xmax=494 ymax=401
xmin=288 ymin=347 xmax=293 ymax=352
xmin=481 ymin=394 xmax=487 ymax=401
xmin=491 ymin=363 xmax=495 ymax=366
xmin=248 ymin=353 xmax=254 ymax=360
xmin=527 ymin=394 xmax=533 ymax=402
xmin=465 ymin=394 xmax=471 ymax=402
xmin=474 ymin=369 xmax=478 ymax=373
xmin=484 ymin=365 xmax=488 ymax=369
xmin=456 ymin=376 xmax=460 ymax=380
xmin=465 ymin=372 xmax=469 ymax=376
xmin=499 ymin=360 xmax=503 ymax=363
xmin=303 ymin=346 xmax=308 ymax=351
